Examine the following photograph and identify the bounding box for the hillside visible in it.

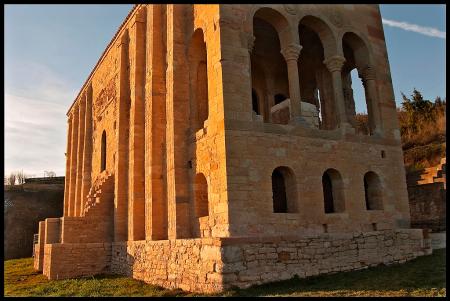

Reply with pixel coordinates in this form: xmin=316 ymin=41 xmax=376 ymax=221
xmin=356 ymin=89 xmax=446 ymax=172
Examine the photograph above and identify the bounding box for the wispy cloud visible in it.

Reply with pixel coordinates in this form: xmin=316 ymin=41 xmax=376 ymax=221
xmin=382 ymin=18 xmax=446 ymax=39
xmin=5 ymin=61 xmax=78 ymax=177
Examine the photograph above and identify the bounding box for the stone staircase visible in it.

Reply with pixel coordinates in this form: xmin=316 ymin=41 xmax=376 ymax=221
xmin=406 ymin=157 xmax=446 ymax=233
xmin=417 ymin=157 xmax=446 ymax=188
xmin=83 ymin=171 xmax=114 ymax=217
xmin=407 ymin=157 xmax=446 ymax=188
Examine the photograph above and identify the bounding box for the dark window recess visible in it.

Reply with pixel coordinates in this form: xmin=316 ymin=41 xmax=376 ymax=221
xmin=364 ymin=176 xmax=370 ymax=210
xmin=252 ymin=89 xmax=260 ymax=115
xmin=272 ymin=169 xmax=287 ymax=213
xmin=322 ymin=172 xmax=334 ymax=213
xmin=101 ymin=131 xmax=106 ymax=171
xmin=274 ymin=94 xmax=287 ymax=105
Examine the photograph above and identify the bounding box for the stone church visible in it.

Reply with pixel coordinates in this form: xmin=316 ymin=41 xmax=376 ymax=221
xmin=34 ymin=4 xmax=431 ymax=293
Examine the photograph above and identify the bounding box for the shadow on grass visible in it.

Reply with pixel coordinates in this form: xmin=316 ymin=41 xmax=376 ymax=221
xmin=220 ymin=249 xmax=446 ymax=297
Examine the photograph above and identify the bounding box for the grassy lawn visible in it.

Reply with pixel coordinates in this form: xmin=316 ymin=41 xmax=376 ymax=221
xmin=4 ymin=249 xmax=446 ymax=297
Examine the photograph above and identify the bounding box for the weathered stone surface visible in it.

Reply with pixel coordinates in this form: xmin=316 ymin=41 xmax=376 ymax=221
xmin=33 ymin=4 xmax=429 ymax=294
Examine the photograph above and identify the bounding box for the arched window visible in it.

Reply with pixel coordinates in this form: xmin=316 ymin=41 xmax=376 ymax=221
xmin=342 ymin=32 xmax=377 ymax=135
xmin=101 ymin=130 xmax=106 ymax=172
xmin=188 ymin=29 xmax=209 ymax=132
xmin=322 ymin=168 xmax=345 ymax=213
xmin=298 ymin=16 xmax=337 ymax=130
xmin=364 ymin=171 xmax=383 ymax=210
xmin=272 ymin=166 xmax=297 ymax=213
xmin=194 ymin=173 xmax=208 ymax=218
xmin=251 ymin=8 xmax=290 ymax=124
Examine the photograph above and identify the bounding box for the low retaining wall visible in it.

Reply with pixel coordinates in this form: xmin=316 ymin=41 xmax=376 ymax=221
xmin=109 ymin=229 xmax=429 ymax=293
xmin=43 ymin=243 xmax=111 ymax=280
xmin=218 ymin=229 xmax=428 ymax=290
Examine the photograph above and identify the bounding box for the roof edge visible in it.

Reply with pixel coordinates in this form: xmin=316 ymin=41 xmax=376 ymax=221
xmin=66 ymin=4 xmax=141 ymax=116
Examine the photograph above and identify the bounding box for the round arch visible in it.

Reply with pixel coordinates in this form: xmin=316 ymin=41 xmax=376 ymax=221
xmin=298 ymin=15 xmax=338 ymax=59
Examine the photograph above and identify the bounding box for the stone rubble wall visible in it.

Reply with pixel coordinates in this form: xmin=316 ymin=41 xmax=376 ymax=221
xmin=219 ymin=229 xmax=429 ymax=290
xmin=110 ymin=238 xmax=224 ymax=293
xmin=107 ymin=229 xmax=429 ymax=293
xmin=43 ymin=242 xmax=112 ymax=280
xmin=408 ymin=182 xmax=446 ymax=232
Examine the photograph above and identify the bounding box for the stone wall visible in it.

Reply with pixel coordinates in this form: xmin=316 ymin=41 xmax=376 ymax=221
xmin=43 ymin=243 xmax=112 ymax=280
xmin=60 ymin=216 xmax=113 ymax=243
xmin=110 ymin=238 xmax=223 ymax=293
xmin=218 ymin=229 xmax=428 ymax=290
xmin=108 ymin=229 xmax=429 ymax=293
xmin=408 ymin=182 xmax=446 ymax=232
xmin=4 ymin=185 xmax=63 ymax=260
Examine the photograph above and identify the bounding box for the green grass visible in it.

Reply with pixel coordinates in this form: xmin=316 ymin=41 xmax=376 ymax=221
xmin=4 ymin=249 xmax=446 ymax=297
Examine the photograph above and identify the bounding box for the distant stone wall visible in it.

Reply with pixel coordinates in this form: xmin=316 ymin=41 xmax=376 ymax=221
xmin=408 ymin=182 xmax=446 ymax=232
xmin=25 ymin=176 xmax=65 ymax=184
xmin=4 ymin=185 xmax=64 ymax=260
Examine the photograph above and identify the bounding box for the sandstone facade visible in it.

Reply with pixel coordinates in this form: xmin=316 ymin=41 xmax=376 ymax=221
xmin=34 ymin=4 xmax=431 ymax=293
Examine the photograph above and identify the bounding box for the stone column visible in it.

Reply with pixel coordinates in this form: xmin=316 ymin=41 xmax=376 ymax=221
xmin=63 ymin=115 xmax=73 ymax=217
xmin=128 ymin=8 xmax=146 ymax=241
xmin=359 ymin=66 xmax=383 ymax=136
xmin=80 ymin=85 xmax=93 ymax=216
xmin=280 ymin=43 xmax=306 ymax=125
xmin=114 ymin=31 xmax=130 ymax=242
xmin=145 ymin=4 xmax=168 ymax=241
xmin=68 ymin=105 xmax=79 ymax=216
xmin=74 ymin=97 xmax=86 ymax=217
xmin=166 ymin=4 xmax=192 ymax=239
xmin=323 ymin=55 xmax=353 ymax=132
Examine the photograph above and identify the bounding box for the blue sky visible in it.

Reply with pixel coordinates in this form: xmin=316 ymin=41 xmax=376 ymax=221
xmin=4 ymin=5 xmax=446 ymax=177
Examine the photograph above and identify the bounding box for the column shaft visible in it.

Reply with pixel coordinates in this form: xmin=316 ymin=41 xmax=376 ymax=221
xmin=68 ymin=106 xmax=79 ymax=216
xmin=63 ymin=116 xmax=73 ymax=217
xmin=74 ymin=99 xmax=86 ymax=217
xmin=166 ymin=4 xmax=192 ymax=239
xmin=80 ymin=85 xmax=93 ymax=215
xmin=114 ymin=31 xmax=130 ymax=242
xmin=324 ymin=56 xmax=352 ymax=130
xmin=281 ymin=44 xmax=303 ymax=122
xmin=361 ymin=67 xmax=383 ymax=136
xmin=145 ymin=4 xmax=168 ymax=240
xmin=128 ymin=8 xmax=146 ymax=241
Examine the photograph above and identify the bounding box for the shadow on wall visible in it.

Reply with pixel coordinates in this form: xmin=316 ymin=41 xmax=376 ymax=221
xmin=4 ymin=184 xmax=64 ymax=260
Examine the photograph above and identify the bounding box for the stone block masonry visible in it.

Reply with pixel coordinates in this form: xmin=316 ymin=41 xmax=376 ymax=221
xmin=108 ymin=229 xmax=429 ymax=293
xmin=34 ymin=4 xmax=432 ymax=293
xmin=43 ymin=243 xmax=112 ymax=280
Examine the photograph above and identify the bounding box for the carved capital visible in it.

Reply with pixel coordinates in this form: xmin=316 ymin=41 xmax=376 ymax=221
xmin=280 ymin=44 xmax=302 ymax=62
xmin=358 ymin=65 xmax=376 ymax=81
xmin=323 ymin=55 xmax=346 ymax=73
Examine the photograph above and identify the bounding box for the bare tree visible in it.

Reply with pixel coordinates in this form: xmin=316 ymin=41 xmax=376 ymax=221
xmin=44 ymin=171 xmax=56 ymax=178
xmin=7 ymin=173 xmax=16 ymax=186
xmin=17 ymin=170 xmax=26 ymax=184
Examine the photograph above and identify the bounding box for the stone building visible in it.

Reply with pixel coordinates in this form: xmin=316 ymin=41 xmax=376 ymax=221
xmin=34 ymin=4 xmax=431 ymax=293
